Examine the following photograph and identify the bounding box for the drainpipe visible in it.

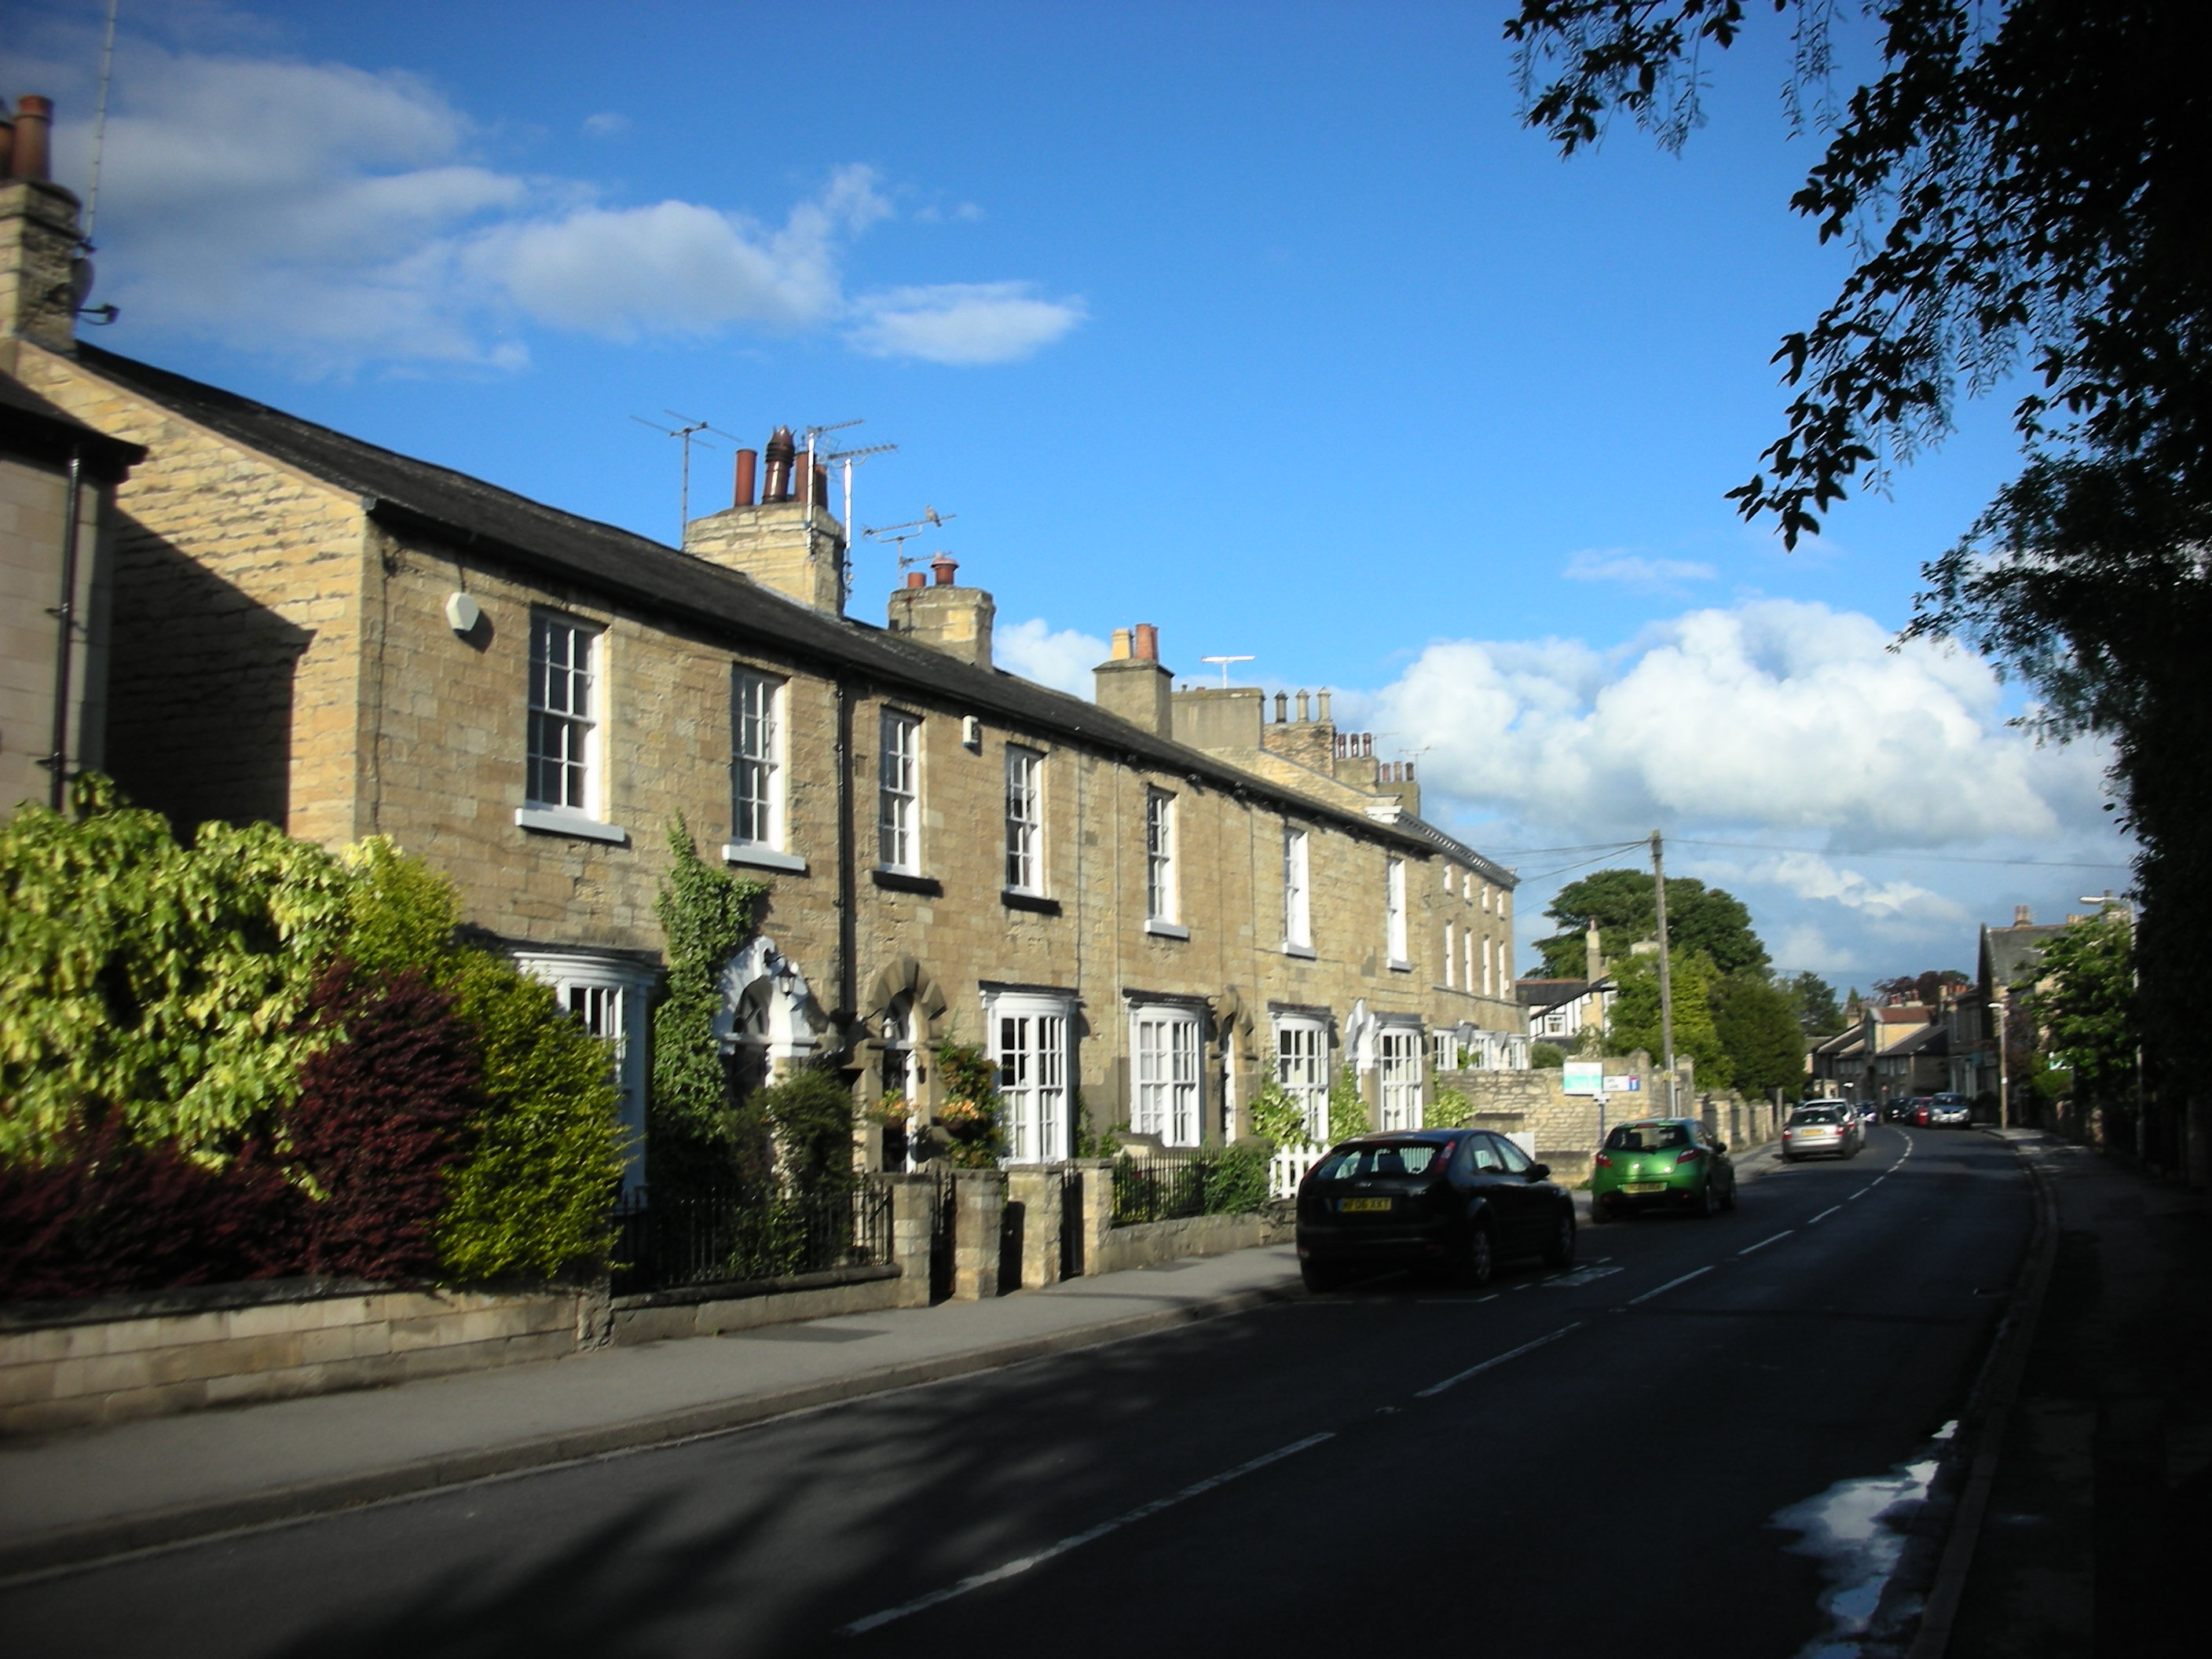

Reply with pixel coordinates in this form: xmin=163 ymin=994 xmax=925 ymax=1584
xmin=46 ymin=446 xmax=84 ymax=811
xmin=833 ymin=677 xmax=858 ymax=1053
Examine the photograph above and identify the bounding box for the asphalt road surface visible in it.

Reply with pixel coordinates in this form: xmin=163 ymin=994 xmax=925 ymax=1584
xmin=2 ymin=1126 xmax=2033 ymax=1658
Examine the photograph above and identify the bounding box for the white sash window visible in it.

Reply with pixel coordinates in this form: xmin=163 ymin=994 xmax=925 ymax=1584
xmin=1275 ymin=1016 xmax=1328 ymax=1142
xmin=1379 ymin=1026 xmax=1423 ymax=1130
xmin=1133 ymin=1006 xmax=1202 ymax=1146
xmin=993 ymin=996 xmax=1071 ymax=1163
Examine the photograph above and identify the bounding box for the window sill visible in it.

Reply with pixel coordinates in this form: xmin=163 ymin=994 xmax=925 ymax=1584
xmin=1002 ymin=889 xmax=1061 ymax=915
xmin=1386 ymin=958 xmax=1414 ymax=974
xmin=723 ymin=844 xmax=808 ymax=874
xmin=871 ymin=867 xmax=943 ymax=897
xmin=516 ymin=808 xmax=629 ymax=846
xmin=1144 ymin=919 xmax=1191 ymax=940
xmin=1280 ymin=941 xmax=1317 ymax=960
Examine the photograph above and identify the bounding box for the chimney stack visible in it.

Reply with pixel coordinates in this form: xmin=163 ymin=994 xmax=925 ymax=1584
xmin=1095 ymin=622 xmax=1173 ymax=735
xmin=887 ymin=557 xmax=994 ymax=668
xmin=682 ymin=422 xmax=847 ymax=611
xmin=2014 ymin=905 xmax=2032 ymax=926
xmin=2 ymin=93 xmax=84 ymax=352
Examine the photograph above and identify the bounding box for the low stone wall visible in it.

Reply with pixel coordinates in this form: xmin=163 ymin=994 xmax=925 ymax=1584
xmin=0 ymin=1278 xmax=588 ymax=1436
xmin=1089 ymin=1212 xmax=1288 ymax=1276
xmin=1442 ymin=1060 xmax=1785 ymax=1171
xmin=610 ymin=1265 xmax=903 ymax=1344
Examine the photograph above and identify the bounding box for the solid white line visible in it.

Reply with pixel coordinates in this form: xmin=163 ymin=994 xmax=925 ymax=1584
xmin=1627 ymin=1265 xmax=1714 ymax=1306
xmin=1738 ymin=1229 xmax=1793 ymax=1257
xmin=1414 ymin=1322 xmax=1584 ymax=1398
xmin=840 ymin=1431 xmax=1336 ymax=1634
xmin=1807 ymin=1204 xmax=1842 ymax=1225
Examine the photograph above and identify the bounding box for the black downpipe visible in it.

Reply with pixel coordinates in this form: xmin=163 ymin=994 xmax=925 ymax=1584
xmin=46 ymin=446 xmax=84 ymax=811
xmin=833 ymin=678 xmax=858 ymax=1053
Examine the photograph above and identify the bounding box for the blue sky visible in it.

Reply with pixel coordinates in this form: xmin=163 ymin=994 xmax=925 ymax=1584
xmin=5 ymin=1 xmax=2133 ymax=987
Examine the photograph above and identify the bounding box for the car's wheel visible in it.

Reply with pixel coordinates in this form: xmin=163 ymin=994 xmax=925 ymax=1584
xmin=1543 ymin=1207 xmax=1577 ymax=1268
xmin=1696 ymin=1178 xmax=1719 ymax=1218
xmin=1458 ymin=1221 xmax=1496 ymax=1287
xmin=1299 ymin=1260 xmax=1339 ymax=1293
xmin=1719 ymin=1175 xmax=1738 ymax=1211
xmin=1587 ymin=1196 xmax=1609 ymax=1225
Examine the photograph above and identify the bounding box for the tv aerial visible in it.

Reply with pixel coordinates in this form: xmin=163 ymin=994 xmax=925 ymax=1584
xmin=863 ymin=507 xmax=958 ymax=574
xmin=1199 ymin=655 xmax=1254 ymax=689
xmin=632 ymin=410 xmax=737 ymax=543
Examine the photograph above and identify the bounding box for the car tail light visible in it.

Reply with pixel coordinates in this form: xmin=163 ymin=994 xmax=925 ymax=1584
xmin=1594 ymin=1152 xmax=1613 ymax=1167
xmin=1675 ymin=1148 xmax=1702 ymax=1165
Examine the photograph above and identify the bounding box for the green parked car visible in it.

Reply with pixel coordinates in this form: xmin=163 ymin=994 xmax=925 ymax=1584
xmin=1589 ymin=1118 xmax=1736 ymax=1221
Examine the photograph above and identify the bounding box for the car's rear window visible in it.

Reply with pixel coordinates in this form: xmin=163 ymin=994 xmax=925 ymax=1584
xmin=1603 ymin=1122 xmax=1688 ymax=1152
xmin=1312 ymin=1141 xmax=1448 ymax=1180
xmin=1790 ymin=1108 xmax=1840 ymax=1125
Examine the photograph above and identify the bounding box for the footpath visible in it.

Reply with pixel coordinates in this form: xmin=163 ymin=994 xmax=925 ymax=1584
xmin=0 ymin=1148 xmax=1783 ymax=1583
xmin=0 ymin=1243 xmax=1307 ymax=1578
xmin=1939 ymin=1128 xmax=2210 ymax=1659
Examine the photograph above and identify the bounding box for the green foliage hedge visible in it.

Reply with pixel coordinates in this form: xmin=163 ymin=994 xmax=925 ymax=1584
xmin=0 ymin=788 xmax=626 ymax=1293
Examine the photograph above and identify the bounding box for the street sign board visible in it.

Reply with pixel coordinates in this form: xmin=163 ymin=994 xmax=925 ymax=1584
xmin=1563 ymin=1061 xmax=1603 ymax=1096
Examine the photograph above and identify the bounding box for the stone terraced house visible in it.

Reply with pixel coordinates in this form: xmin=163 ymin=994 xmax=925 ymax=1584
xmin=2 ymin=154 xmax=1526 ymax=1189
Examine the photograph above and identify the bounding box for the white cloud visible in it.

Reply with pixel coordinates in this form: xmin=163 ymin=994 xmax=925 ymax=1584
xmin=1563 ymin=548 xmax=1717 ymax=588
xmin=997 ymin=619 xmax=1109 ymax=697
xmin=848 ymin=283 xmax=1086 ymax=365
xmin=580 ymin=111 xmax=629 ymax=137
xmin=1349 ymin=599 xmax=2126 ymax=980
xmin=25 ymin=39 xmax=1067 ymax=372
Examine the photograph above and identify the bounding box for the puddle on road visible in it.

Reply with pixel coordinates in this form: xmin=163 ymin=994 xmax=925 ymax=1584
xmin=1771 ymin=1422 xmax=1954 ymax=1657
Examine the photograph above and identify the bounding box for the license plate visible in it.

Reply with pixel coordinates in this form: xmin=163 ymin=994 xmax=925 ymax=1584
xmin=1339 ymin=1197 xmax=1393 ymax=1213
xmin=1622 ymin=1181 xmax=1668 ymax=1194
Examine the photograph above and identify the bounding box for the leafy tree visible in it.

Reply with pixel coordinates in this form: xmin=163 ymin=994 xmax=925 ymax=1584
xmin=1786 ymin=971 xmax=1846 ymax=1037
xmin=1712 ymin=970 xmax=1809 ymax=1097
xmin=748 ymin=1063 xmax=859 ymax=1196
xmin=1503 ymin=0 xmax=2206 ymax=1157
xmin=1536 ymin=868 xmax=1767 ymax=977
xmin=2015 ymin=911 xmax=2135 ymax=1122
xmin=1605 ymin=948 xmax=1732 ymax=1088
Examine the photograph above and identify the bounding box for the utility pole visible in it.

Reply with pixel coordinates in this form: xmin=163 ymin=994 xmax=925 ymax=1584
xmin=1651 ymin=830 xmax=1678 ymax=1116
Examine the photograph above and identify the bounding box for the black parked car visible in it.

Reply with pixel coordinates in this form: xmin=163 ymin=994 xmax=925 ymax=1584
xmin=1295 ymin=1129 xmax=1577 ymax=1291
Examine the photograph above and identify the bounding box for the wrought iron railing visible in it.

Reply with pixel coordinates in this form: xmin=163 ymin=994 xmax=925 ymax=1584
xmin=611 ymin=1181 xmax=893 ymax=1295
xmin=1108 ymin=1147 xmax=1270 ymax=1226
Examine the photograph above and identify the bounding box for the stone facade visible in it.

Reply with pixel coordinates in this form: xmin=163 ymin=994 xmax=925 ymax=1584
xmin=2 ymin=174 xmax=1530 ymax=1192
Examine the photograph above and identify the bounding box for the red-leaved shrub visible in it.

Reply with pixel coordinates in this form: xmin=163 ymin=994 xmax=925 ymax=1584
xmin=286 ymin=961 xmax=479 ymax=1280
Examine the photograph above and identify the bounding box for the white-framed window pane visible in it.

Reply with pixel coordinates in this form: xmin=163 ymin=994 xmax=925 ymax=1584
xmin=732 ymin=669 xmax=782 ymax=846
xmin=1283 ymin=827 xmax=1310 ymax=947
xmin=1005 ymin=748 xmax=1042 ymax=892
xmin=1133 ymin=1008 xmax=1201 ymax=1147
xmin=1445 ymin=920 xmax=1456 ymax=987
xmin=994 ymin=999 xmax=1071 ymax=1164
xmin=1145 ymin=789 xmax=1175 ymax=921
xmin=1276 ymin=1020 xmax=1327 ymax=1141
xmin=528 ymin=615 xmax=597 ymax=811
xmin=878 ymin=710 xmax=919 ymax=870
xmin=1386 ymin=858 xmax=1408 ymax=962
xmin=1379 ymin=1027 xmax=1422 ymax=1130
xmin=1466 ymin=931 xmax=1477 ymax=994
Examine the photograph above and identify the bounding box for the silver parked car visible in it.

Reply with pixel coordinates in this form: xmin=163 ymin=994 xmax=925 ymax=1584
xmin=1927 ymin=1092 xmax=1972 ymax=1127
xmin=1782 ymin=1101 xmax=1862 ymax=1161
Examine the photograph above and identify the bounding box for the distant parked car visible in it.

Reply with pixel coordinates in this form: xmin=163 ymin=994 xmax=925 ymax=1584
xmin=1782 ymin=1103 xmax=1861 ymax=1160
xmin=1885 ymin=1099 xmax=1920 ymax=1122
xmin=1295 ymin=1130 xmax=1577 ymax=1291
xmin=1928 ymin=1093 xmax=1972 ymax=1127
xmin=1589 ymin=1118 xmax=1736 ymax=1222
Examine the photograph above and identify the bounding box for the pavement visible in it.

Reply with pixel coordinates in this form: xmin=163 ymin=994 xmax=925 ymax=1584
xmin=1944 ymin=1126 xmax=2210 ymax=1659
xmin=0 ymin=1133 xmax=1789 ymax=1584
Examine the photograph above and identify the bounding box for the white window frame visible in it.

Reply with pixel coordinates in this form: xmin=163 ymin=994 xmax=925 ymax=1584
xmin=1145 ymin=788 xmax=1177 ymax=924
xmin=1132 ymin=1004 xmax=1203 ymax=1147
xmin=511 ymin=949 xmax=654 ymax=1192
xmin=1483 ymin=936 xmax=1495 ymax=997
xmin=1385 ymin=857 xmax=1408 ymax=968
xmin=1282 ymin=826 xmax=1311 ymax=951
xmin=1464 ymin=929 xmax=1477 ymax=995
xmin=731 ymin=668 xmax=784 ymax=849
xmin=991 ymin=993 xmax=1071 ymax=1163
xmin=878 ymin=709 xmax=921 ymax=873
xmin=526 ymin=613 xmax=602 ymax=819
xmin=1005 ymin=747 xmax=1044 ymax=894
xmin=1274 ymin=1016 xmax=1329 ymax=1143
xmin=1379 ymin=1024 xmax=1423 ymax=1130
xmin=1445 ymin=919 xmax=1456 ymax=988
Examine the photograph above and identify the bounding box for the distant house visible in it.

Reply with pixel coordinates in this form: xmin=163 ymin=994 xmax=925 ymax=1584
xmin=1967 ymin=906 xmax=2066 ymax=1122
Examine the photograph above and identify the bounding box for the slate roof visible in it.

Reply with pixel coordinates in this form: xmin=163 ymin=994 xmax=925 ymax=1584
xmin=0 ymin=373 xmax=143 ymax=474
xmin=1980 ymin=922 xmax=2064 ymax=993
xmin=77 ymin=344 xmax=1502 ymax=873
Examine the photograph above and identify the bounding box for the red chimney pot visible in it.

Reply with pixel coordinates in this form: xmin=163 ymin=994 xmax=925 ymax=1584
xmin=904 ymin=571 xmax=927 ymax=589
xmin=11 ymin=95 xmax=53 ymax=182
xmin=1133 ymin=622 xmax=1159 ymax=661
xmin=731 ymin=449 xmax=757 ymax=509
xmin=930 ymin=552 xmax=958 ymax=587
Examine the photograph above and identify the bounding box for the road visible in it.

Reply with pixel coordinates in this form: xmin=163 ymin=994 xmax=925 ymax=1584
xmin=2 ymin=1126 xmax=2033 ymax=1657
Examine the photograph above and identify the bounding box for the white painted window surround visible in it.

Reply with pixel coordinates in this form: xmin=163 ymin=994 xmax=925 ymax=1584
xmin=1275 ymin=1016 xmax=1328 ymax=1143
xmin=878 ymin=709 xmax=921 ymax=872
xmin=1005 ymin=748 xmax=1043 ymax=894
xmin=511 ymin=948 xmax=656 ymax=1192
xmin=992 ymin=993 xmax=1071 ymax=1163
xmin=519 ymin=613 xmax=628 ymax=844
xmin=1132 ymin=1005 xmax=1203 ymax=1146
xmin=1283 ymin=826 xmax=1311 ymax=951
xmin=1378 ymin=1024 xmax=1423 ymax=1130
xmin=1385 ymin=858 xmax=1408 ymax=969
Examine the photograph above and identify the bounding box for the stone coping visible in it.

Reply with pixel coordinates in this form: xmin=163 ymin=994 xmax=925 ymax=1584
xmin=0 ymin=1276 xmax=406 ymax=1334
xmin=610 ymin=1262 xmax=900 ymax=1313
